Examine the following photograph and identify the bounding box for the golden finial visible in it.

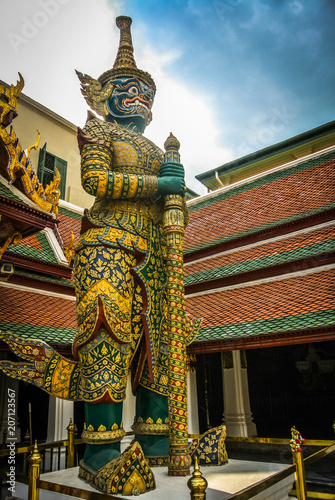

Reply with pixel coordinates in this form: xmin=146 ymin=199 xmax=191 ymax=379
xmin=187 ymin=457 xmax=208 ymax=500
xmin=98 ymin=16 xmax=156 ymax=92
xmin=164 ymin=132 xmax=180 ymax=152
xmin=113 ymin=16 xmax=137 ymax=70
xmin=29 ymin=440 xmax=42 ymax=465
xmin=67 ymin=418 xmax=74 ymax=431
xmin=290 ymin=426 xmax=305 ymax=453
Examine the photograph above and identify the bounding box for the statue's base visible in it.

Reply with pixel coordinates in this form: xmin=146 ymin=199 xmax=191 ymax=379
xmin=14 ymin=459 xmax=294 ymax=499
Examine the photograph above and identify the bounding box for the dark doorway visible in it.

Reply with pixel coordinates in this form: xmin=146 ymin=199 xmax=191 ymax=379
xmin=246 ymin=341 xmax=335 ymax=439
xmin=196 ymin=352 xmax=224 ymax=434
xmin=18 ymin=380 xmax=49 ymax=442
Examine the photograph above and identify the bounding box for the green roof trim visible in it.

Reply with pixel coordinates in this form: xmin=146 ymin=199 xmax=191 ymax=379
xmin=196 ymin=120 xmax=335 ymax=182
xmin=0 ymin=321 xmax=76 ymax=344
xmin=0 ymin=181 xmax=25 ymax=204
xmin=8 ymin=232 xmax=58 ymax=263
xmin=189 ymin=150 xmax=335 ymax=213
xmin=194 ymin=310 xmax=335 ymax=343
xmin=185 ymin=203 xmax=335 ymax=255
xmin=58 ymin=206 xmax=83 ymax=221
xmin=14 ymin=268 xmax=74 ymax=287
xmin=185 ymin=239 xmax=335 ymax=285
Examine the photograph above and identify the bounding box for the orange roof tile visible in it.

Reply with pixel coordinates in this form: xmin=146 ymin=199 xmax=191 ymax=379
xmin=57 ymin=210 xmax=82 ymax=248
xmin=185 ymin=225 xmax=335 ymax=276
xmin=20 ymin=233 xmax=43 ymax=250
xmin=0 ymin=287 xmax=77 ymax=329
xmin=185 ymin=158 xmax=335 ymax=252
xmin=185 ymin=269 xmax=335 ymax=328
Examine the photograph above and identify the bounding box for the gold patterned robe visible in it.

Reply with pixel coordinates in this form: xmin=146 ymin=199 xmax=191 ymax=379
xmin=73 ymin=117 xmax=169 ymax=403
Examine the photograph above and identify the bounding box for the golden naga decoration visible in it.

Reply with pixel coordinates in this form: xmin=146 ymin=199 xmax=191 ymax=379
xmin=0 ymin=230 xmax=22 ymax=260
xmin=0 ymin=73 xmax=24 ymax=125
xmin=64 ymin=231 xmax=75 ymax=266
xmin=0 ymin=74 xmax=60 ymax=215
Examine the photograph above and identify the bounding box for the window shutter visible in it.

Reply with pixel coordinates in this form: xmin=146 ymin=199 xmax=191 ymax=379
xmin=54 ymin=156 xmax=67 ymax=199
xmin=37 ymin=142 xmax=47 ymax=183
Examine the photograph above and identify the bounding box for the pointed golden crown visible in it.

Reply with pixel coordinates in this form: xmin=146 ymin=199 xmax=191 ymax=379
xmin=98 ymin=16 xmax=156 ymax=93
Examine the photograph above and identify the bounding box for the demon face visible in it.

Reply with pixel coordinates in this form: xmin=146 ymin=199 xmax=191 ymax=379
xmin=106 ymin=77 xmax=154 ymax=133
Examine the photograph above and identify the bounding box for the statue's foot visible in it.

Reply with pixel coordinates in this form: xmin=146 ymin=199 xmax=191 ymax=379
xmin=79 ymin=441 xmax=155 ymax=496
xmin=188 ymin=425 xmax=228 ymax=466
xmin=138 ymin=436 xmax=169 ymax=466
xmin=141 ymin=436 xmax=169 ymax=455
xmin=81 ymin=444 xmax=120 ymax=473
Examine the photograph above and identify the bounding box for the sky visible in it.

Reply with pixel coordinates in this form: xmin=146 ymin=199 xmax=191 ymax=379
xmin=1 ymin=0 xmax=334 ymax=194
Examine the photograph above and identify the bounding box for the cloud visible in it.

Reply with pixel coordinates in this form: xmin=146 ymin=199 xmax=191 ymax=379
xmin=2 ymin=0 xmax=334 ymax=195
xmin=134 ymin=42 xmax=234 ymax=194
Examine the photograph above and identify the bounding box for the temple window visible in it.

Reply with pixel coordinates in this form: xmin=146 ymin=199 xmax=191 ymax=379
xmin=38 ymin=142 xmax=67 ymax=199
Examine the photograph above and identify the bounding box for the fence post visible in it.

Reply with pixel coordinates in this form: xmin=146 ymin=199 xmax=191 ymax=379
xmin=187 ymin=457 xmax=208 ymax=500
xmin=67 ymin=418 xmax=75 ymax=468
xmin=28 ymin=440 xmax=41 ymax=500
xmin=290 ymin=426 xmax=307 ymax=500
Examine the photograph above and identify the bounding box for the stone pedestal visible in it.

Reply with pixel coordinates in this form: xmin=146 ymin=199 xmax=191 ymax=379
xmin=14 ymin=460 xmax=294 ymax=500
xmin=222 ymin=351 xmax=257 ymax=437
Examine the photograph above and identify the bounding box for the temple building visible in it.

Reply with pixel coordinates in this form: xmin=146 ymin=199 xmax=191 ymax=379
xmin=184 ymin=121 xmax=335 ymax=438
xmin=0 ymin=78 xmax=334 ymax=444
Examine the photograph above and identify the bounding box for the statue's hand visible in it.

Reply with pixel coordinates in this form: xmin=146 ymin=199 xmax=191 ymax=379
xmin=157 ymin=176 xmax=185 ymax=197
xmin=159 ymin=161 xmax=184 ymax=179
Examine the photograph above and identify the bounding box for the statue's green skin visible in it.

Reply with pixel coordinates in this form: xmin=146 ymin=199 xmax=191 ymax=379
xmin=82 ymin=77 xmax=184 ymax=472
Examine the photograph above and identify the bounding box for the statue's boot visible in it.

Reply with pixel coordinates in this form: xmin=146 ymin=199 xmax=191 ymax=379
xmin=79 ymin=401 xmax=155 ymax=496
xmin=133 ymin=385 xmax=169 ymax=466
xmin=80 ymin=402 xmax=124 ymax=472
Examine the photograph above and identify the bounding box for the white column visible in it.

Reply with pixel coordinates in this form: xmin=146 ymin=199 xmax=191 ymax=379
xmin=121 ymin=373 xmax=136 ymax=452
xmin=47 ymin=396 xmax=73 ymax=442
xmin=222 ymin=350 xmax=257 ymax=437
xmin=46 ymin=396 xmax=73 ymax=470
xmin=187 ymin=369 xmax=199 ymax=435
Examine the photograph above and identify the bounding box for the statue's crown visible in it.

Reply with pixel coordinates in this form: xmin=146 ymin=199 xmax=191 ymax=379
xmin=98 ymin=16 xmax=156 ymax=93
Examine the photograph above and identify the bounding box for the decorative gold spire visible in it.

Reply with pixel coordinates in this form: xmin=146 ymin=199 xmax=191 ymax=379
xmin=164 ymin=132 xmax=180 ymax=152
xmin=187 ymin=457 xmax=208 ymax=499
xmin=113 ymin=16 xmax=137 ymax=70
xmin=99 ymin=16 xmax=156 ymax=93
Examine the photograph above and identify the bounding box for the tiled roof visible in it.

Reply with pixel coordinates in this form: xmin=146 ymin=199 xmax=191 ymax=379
xmin=184 ymin=153 xmax=335 ymax=254
xmin=57 ymin=206 xmax=82 ymax=248
xmin=18 ymin=233 xmax=43 ymax=250
xmin=8 ymin=231 xmax=58 ymax=263
xmin=0 ymin=181 xmax=23 ymax=203
xmin=185 ymin=269 xmax=335 ymax=342
xmin=14 ymin=268 xmax=74 ymax=287
xmin=0 ymin=287 xmax=77 ymax=344
xmin=184 ymin=225 xmax=335 ymax=285
xmin=6 ymin=206 xmax=83 ymax=264
xmin=0 ymin=321 xmax=76 ymax=345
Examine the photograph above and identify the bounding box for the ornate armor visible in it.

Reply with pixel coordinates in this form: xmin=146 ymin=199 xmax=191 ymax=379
xmin=73 ymin=117 xmax=170 ymax=403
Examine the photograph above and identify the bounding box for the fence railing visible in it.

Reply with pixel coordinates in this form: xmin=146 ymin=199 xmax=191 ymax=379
xmin=0 ymin=422 xmax=334 ymax=500
xmin=224 ymin=429 xmax=335 ymax=500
